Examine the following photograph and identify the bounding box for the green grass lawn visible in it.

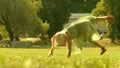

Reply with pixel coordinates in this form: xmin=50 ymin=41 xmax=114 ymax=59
xmin=0 ymin=44 xmax=120 ymax=68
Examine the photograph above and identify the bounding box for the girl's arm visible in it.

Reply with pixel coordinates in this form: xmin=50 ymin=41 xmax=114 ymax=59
xmin=96 ymin=15 xmax=114 ymax=21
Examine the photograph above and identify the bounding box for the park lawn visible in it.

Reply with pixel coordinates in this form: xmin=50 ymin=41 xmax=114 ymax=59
xmin=0 ymin=44 xmax=120 ymax=68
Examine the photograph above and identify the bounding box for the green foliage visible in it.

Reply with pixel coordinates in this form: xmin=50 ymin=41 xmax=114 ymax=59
xmin=39 ymin=0 xmax=71 ymax=37
xmin=41 ymin=21 xmax=49 ymax=34
xmin=0 ymin=26 xmax=8 ymax=39
xmin=92 ymin=0 xmax=108 ymax=16
xmin=0 ymin=0 xmax=44 ymax=41
xmin=70 ymin=0 xmax=100 ymax=13
xmin=39 ymin=21 xmax=49 ymax=40
xmin=92 ymin=0 xmax=120 ymax=42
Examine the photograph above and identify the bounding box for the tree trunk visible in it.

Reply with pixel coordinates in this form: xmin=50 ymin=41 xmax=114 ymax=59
xmin=1 ymin=14 xmax=14 ymax=43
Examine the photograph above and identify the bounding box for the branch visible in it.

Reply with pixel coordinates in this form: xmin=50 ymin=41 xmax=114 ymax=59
xmin=0 ymin=20 xmax=5 ymax=25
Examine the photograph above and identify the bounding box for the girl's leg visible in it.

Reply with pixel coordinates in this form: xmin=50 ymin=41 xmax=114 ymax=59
xmin=91 ymin=41 xmax=106 ymax=55
xmin=48 ymin=36 xmax=56 ymax=56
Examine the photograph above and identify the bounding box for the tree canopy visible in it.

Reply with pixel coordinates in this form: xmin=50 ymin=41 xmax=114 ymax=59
xmin=92 ymin=0 xmax=120 ymax=42
xmin=39 ymin=0 xmax=71 ymax=37
xmin=0 ymin=0 xmax=46 ymax=41
xmin=69 ymin=0 xmax=100 ymax=13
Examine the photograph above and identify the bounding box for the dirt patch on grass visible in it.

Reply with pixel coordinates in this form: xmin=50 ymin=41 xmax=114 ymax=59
xmin=98 ymin=38 xmax=111 ymax=44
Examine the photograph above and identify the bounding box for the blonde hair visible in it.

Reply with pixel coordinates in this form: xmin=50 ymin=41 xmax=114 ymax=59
xmin=51 ymin=30 xmax=68 ymax=47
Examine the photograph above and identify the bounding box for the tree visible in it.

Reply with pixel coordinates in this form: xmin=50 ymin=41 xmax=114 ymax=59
xmin=105 ymin=0 xmax=120 ymax=42
xmin=38 ymin=0 xmax=71 ymax=37
xmin=0 ymin=25 xmax=8 ymax=39
xmin=92 ymin=0 xmax=120 ymax=43
xmin=69 ymin=0 xmax=100 ymax=13
xmin=0 ymin=0 xmax=44 ymax=42
xmin=92 ymin=0 xmax=108 ymax=16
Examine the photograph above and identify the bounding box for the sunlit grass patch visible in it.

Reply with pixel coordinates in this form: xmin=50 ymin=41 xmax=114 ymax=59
xmin=0 ymin=45 xmax=120 ymax=68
